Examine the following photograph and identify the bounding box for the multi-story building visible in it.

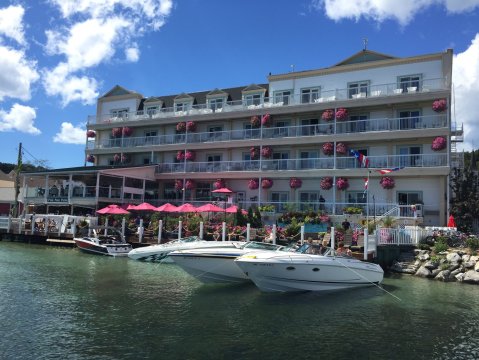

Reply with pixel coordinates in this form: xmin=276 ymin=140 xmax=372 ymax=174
xmin=23 ymin=49 xmax=463 ymax=226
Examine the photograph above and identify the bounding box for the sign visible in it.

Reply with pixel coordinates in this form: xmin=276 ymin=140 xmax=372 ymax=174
xmin=47 ymin=196 xmax=69 ymax=203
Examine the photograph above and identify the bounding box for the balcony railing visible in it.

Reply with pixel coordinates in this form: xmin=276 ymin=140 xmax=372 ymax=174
xmin=87 ymin=78 xmax=447 ymax=124
xmin=87 ymin=114 xmax=448 ymax=150
xmin=156 ymin=153 xmax=448 ymax=174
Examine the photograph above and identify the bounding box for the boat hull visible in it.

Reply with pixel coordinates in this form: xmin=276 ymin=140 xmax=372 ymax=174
xmin=235 ymin=254 xmax=384 ymax=293
xmin=74 ymin=238 xmax=132 ymax=257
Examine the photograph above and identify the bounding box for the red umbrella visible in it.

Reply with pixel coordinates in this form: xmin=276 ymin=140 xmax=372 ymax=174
xmin=225 ymin=205 xmax=247 ymax=215
xmin=156 ymin=203 xmax=179 ymax=212
xmin=174 ymin=203 xmax=198 ymax=213
xmin=129 ymin=202 xmax=157 ymax=211
xmin=212 ymin=187 xmax=234 ymax=194
xmin=97 ymin=204 xmax=130 ymax=215
xmin=447 ymin=215 xmax=456 ymax=228
xmin=196 ymin=203 xmax=224 ymax=212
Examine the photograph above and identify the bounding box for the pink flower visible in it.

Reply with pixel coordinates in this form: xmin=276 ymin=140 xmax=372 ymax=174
xmin=185 ymin=179 xmax=195 ymax=190
xmin=186 ymin=121 xmax=196 ymax=132
xmin=112 ymin=128 xmax=122 ymax=138
xmin=86 ymin=130 xmax=96 ymax=138
xmin=336 ymin=142 xmax=347 ymax=155
xmin=185 ymin=150 xmax=195 ymax=161
xmin=248 ymin=178 xmax=259 ymax=190
xmin=432 ymin=99 xmax=447 ymax=113
xmin=113 ymin=154 xmax=120 ymax=163
xmin=121 ymin=154 xmax=129 ymax=163
xmin=250 ymin=116 xmax=260 ymax=128
xmin=290 ymin=177 xmax=302 ymax=189
xmin=322 ymin=142 xmax=334 ymax=156
xmin=261 ymin=146 xmax=273 ymax=158
xmin=214 ymin=179 xmax=225 ymax=190
xmin=175 ymin=179 xmax=183 ymax=191
xmin=176 ymin=121 xmax=186 ymax=133
xmin=336 ymin=177 xmax=349 ymax=190
xmin=86 ymin=154 xmax=95 ymax=163
xmin=335 ymin=108 xmax=349 ymax=121
xmin=176 ymin=150 xmax=185 ymax=161
xmin=380 ymin=176 xmax=395 ymax=189
xmin=261 ymin=114 xmax=272 ymax=127
xmin=250 ymin=147 xmax=260 ymax=160
xmin=432 ymin=136 xmax=447 ymax=151
xmin=321 ymin=109 xmax=334 ymax=122
xmin=320 ymin=177 xmax=333 ymax=190
xmin=122 ymin=127 xmax=133 ymax=137
xmin=261 ymin=178 xmax=273 ymax=189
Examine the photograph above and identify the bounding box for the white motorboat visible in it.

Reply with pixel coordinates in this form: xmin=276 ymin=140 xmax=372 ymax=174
xmin=74 ymin=227 xmax=132 ymax=257
xmin=127 ymin=236 xmax=244 ymax=263
xmin=234 ymin=243 xmax=384 ymax=293
xmin=169 ymin=242 xmax=293 ymax=283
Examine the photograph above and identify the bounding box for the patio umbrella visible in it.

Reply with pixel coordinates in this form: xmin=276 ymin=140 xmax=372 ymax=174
xmin=156 ymin=203 xmax=179 ymax=212
xmin=174 ymin=203 xmax=198 ymax=213
xmin=129 ymin=202 xmax=157 ymax=211
xmin=196 ymin=203 xmax=224 ymax=213
xmin=225 ymin=205 xmax=248 ymax=215
xmin=97 ymin=204 xmax=130 ymax=215
xmin=211 ymin=187 xmax=234 ymax=194
xmin=447 ymin=215 xmax=456 ymax=228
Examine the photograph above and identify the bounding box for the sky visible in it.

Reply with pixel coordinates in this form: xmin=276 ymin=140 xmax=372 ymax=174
xmin=1 ymin=0 xmax=479 ymax=169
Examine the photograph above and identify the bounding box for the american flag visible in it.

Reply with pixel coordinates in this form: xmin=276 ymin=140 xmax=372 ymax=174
xmin=349 ymin=149 xmax=369 ymax=168
xmin=364 ymin=177 xmax=369 ymax=190
xmin=375 ymin=167 xmax=404 ymax=175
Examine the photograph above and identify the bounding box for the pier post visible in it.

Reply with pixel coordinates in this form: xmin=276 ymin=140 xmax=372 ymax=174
xmin=199 ymin=221 xmax=203 ymax=240
xmin=158 ymin=220 xmax=163 ymax=243
xmin=331 ymin=226 xmax=335 ymax=250
xmin=222 ymin=222 xmax=226 ymax=241
xmin=246 ymin=223 xmax=250 ymax=242
xmin=272 ymin=224 xmax=277 ymax=245
xmin=72 ymin=219 xmax=77 ymax=238
xmin=178 ymin=220 xmax=182 ymax=240
xmin=121 ymin=218 xmax=126 ymax=241
xmin=300 ymin=225 xmax=305 ymax=245
xmin=139 ymin=219 xmax=143 ymax=243
xmin=364 ymin=228 xmax=369 ymax=261
xmin=8 ymin=215 xmax=12 ymax=233
xmin=44 ymin=216 xmax=48 ymax=236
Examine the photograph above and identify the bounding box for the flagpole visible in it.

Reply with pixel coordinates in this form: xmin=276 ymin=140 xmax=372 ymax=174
xmin=366 ymin=169 xmax=370 ymax=227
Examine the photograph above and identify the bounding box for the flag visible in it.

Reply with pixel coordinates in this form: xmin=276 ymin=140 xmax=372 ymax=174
xmin=349 ymin=149 xmax=369 ymax=168
xmin=364 ymin=177 xmax=369 ymax=190
xmin=376 ymin=167 xmax=404 ymax=175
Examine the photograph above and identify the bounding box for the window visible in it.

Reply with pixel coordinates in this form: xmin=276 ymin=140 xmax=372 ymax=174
xmin=349 ymin=115 xmax=368 ymax=132
xmin=301 ymin=88 xmax=320 ymax=103
xmin=209 ymin=98 xmax=223 ymax=111
xmin=300 ymin=151 xmax=319 ymax=169
xmin=244 ymin=94 xmax=262 ymax=106
xmin=207 ymin=154 xmax=221 ymax=162
xmin=301 ymin=118 xmax=319 ymax=136
xmin=272 ymin=151 xmax=289 ymax=170
xmin=346 ymin=192 xmax=367 ymax=205
xmin=195 ymin=182 xmax=211 ymax=201
xmin=270 ymin=192 xmax=289 ymax=212
xmin=398 ymin=191 xmax=423 ymax=216
xmin=145 ymin=106 xmax=158 ymax=116
xmin=274 ymin=90 xmax=292 ymax=105
xmin=143 ymin=158 xmax=151 ymax=165
xmin=175 ymin=102 xmax=190 ymax=112
xmin=398 ymin=145 xmax=421 ymax=167
xmin=399 ymin=75 xmax=421 ymax=92
xmin=111 ymin=108 xmax=129 ymax=118
xmin=399 ymin=110 xmax=420 ymax=130
xmin=348 ymin=81 xmax=369 ymax=98
xmin=273 ymin=120 xmax=290 ymax=137
xmin=299 ymin=192 xmax=320 ymax=211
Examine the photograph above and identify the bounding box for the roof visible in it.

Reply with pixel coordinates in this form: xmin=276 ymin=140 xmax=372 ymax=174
xmin=20 ymin=164 xmax=153 ymax=176
xmin=333 ymin=50 xmax=396 ymax=66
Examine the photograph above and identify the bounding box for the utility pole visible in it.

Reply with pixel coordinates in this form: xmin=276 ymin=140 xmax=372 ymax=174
xmin=12 ymin=142 xmax=22 ymax=217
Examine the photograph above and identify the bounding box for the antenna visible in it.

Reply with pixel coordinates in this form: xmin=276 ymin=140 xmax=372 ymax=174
xmin=290 ymin=64 xmax=295 ymax=72
xmin=363 ymin=38 xmax=368 ymax=51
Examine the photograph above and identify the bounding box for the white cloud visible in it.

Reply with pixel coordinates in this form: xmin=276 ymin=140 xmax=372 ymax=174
xmin=452 ymin=33 xmax=479 ymax=150
xmin=314 ymin=0 xmax=479 ymax=25
xmin=0 ymin=45 xmax=39 ymax=101
xmin=53 ymin=122 xmax=86 ymax=144
xmin=0 ymin=104 xmax=40 ymax=134
xmin=125 ymin=46 xmax=139 ymax=62
xmin=0 ymin=5 xmax=26 ymax=45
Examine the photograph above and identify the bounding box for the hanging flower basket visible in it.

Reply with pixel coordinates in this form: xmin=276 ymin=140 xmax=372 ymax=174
xmin=250 ymin=147 xmax=260 ymax=160
xmin=86 ymin=154 xmax=95 ymax=163
xmin=261 ymin=113 xmax=272 ymax=127
xmin=432 ymin=136 xmax=447 ymax=151
xmin=112 ymin=128 xmax=122 ymax=138
xmin=122 ymin=127 xmax=133 ymax=137
xmin=319 ymin=214 xmax=330 ymax=223
xmin=214 ymin=178 xmax=225 ymax=190
xmin=290 ymin=177 xmax=302 ymax=189
xmin=185 ymin=150 xmax=195 ymax=161
xmin=185 ymin=179 xmax=195 ymax=190
xmin=336 ymin=177 xmax=349 ymax=190
xmin=261 ymin=146 xmax=273 ymax=158
xmin=250 ymin=116 xmax=260 ymax=128
xmin=121 ymin=154 xmax=130 ymax=164
xmin=320 ymin=177 xmax=333 ymax=190
xmin=321 ymin=109 xmax=334 ymax=122
xmin=335 ymin=108 xmax=349 ymax=121
xmin=86 ymin=130 xmax=96 ymax=138
xmin=176 ymin=121 xmax=186 ymax=133
xmin=322 ymin=142 xmax=334 ymax=156
xmin=175 ymin=179 xmax=183 ymax=191
xmin=261 ymin=178 xmax=274 ymax=189
xmin=432 ymin=99 xmax=447 ymax=113
xmin=248 ymin=178 xmax=259 ymax=190
xmin=380 ymin=176 xmax=395 ymax=189
xmin=113 ymin=154 xmax=120 ymax=163
xmin=336 ymin=142 xmax=347 ymax=155
xmin=176 ymin=150 xmax=185 ymax=161
xmin=186 ymin=121 xmax=196 ymax=132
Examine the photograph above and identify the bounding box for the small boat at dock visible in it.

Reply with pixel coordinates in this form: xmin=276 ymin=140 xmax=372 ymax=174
xmin=74 ymin=226 xmax=132 ymax=257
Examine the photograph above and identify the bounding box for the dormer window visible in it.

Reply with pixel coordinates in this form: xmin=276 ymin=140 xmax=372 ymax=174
xmin=274 ymin=90 xmax=291 ymax=105
xmin=175 ymin=102 xmax=190 ymax=112
xmin=348 ymin=81 xmax=369 ymax=99
xmin=209 ymin=98 xmax=224 ymax=111
xmin=174 ymin=93 xmax=194 ymax=113
xmin=111 ymin=108 xmax=129 ymax=118
xmin=242 ymin=84 xmax=267 ymax=107
xmin=207 ymin=89 xmax=228 ymax=112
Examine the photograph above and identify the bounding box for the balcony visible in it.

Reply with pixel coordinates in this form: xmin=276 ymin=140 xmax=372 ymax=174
xmin=155 ymin=153 xmax=448 ymax=174
xmin=86 ymin=114 xmax=448 ymax=151
xmin=87 ymin=78 xmax=447 ymax=125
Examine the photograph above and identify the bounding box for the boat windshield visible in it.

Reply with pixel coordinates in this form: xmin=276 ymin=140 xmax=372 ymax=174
xmin=179 ymin=236 xmax=201 ymax=243
xmin=241 ymin=242 xmax=282 ymax=251
xmin=296 ymin=243 xmax=331 ymax=255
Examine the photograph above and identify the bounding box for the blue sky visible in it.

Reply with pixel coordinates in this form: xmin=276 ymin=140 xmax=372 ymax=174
xmin=1 ymin=0 xmax=479 ymax=169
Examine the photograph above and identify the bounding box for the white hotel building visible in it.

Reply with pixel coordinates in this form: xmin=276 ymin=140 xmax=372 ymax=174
xmin=23 ymin=49 xmax=462 ymax=226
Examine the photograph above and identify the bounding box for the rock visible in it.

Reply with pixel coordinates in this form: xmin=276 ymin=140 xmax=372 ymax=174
xmin=470 ymin=256 xmax=479 ymax=262
xmin=463 ymin=270 xmax=479 ymax=284
xmin=424 ymin=261 xmax=439 ymax=270
xmin=389 ymin=261 xmax=417 ymax=274
xmin=435 ymin=270 xmax=452 ymax=282
xmin=418 ymin=253 xmax=430 ymax=261
xmin=415 ymin=266 xmax=433 ymax=278
xmin=475 ymin=262 xmax=479 ymax=272
xmin=455 ymin=273 xmax=465 ymax=282
xmin=463 ymin=261 xmax=476 ymax=269
xmin=431 ymin=268 xmax=442 ymax=277
xmin=462 ymin=254 xmax=471 ymax=262
xmin=446 ymin=252 xmax=461 ymax=263
xmin=451 ymin=268 xmax=463 ymax=276
xmin=449 ymin=263 xmax=460 ymax=271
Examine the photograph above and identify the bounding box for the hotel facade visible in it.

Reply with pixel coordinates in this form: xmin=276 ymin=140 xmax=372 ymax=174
xmin=23 ymin=49 xmax=462 ymax=226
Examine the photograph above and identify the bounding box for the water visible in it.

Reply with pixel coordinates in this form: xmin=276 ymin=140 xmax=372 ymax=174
xmin=1 ymin=242 xmax=478 ymax=360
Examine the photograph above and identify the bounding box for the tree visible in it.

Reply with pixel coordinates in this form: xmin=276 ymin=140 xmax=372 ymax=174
xmin=450 ymin=166 xmax=479 ymax=232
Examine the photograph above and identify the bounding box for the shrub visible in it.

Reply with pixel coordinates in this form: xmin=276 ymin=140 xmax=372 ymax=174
xmin=434 ymin=237 xmax=449 ymax=253
xmin=466 ymin=236 xmax=479 ymax=251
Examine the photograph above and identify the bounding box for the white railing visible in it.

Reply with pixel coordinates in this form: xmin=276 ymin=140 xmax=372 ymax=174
xmin=376 ymin=227 xmax=428 ymax=246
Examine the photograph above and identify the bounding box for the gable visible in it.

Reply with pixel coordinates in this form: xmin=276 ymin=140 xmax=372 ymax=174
xmin=100 ymin=85 xmax=141 ymax=99
xmin=334 ymin=50 xmax=396 ymax=67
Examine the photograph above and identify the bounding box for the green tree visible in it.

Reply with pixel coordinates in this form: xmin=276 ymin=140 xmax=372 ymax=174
xmin=450 ymin=166 xmax=479 ymax=232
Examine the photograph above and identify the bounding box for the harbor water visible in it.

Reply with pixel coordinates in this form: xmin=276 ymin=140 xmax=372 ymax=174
xmin=1 ymin=242 xmax=478 ymax=360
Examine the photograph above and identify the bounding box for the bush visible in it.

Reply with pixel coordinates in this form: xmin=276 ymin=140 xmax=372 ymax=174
xmin=417 ymin=243 xmax=431 ymax=250
xmin=466 ymin=236 xmax=479 ymax=251
xmin=434 ymin=237 xmax=449 ymax=253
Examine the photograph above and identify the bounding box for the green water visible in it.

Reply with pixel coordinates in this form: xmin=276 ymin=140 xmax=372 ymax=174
xmin=1 ymin=242 xmax=478 ymax=360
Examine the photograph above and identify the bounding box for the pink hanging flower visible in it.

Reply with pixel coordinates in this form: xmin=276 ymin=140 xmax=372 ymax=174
xmin=335 ymin=108 xmax=349 ymax=121
xmin=261 ymin=146 xmax=273 ymax=158
xmin=185 ymin=179 xmax=195 ymax=190
xmin=336 ymin=142 xmax=347 ymax=155
xmin=185 ymin=150 xmax=195 ymax=161
xmin=175 ymin=179 xmax=183 ymax=191
xmin=86 ymin=154 xmax=95 ymax=163
xmin=322 ymin=142 xmax=334 ymax=156
xmin=321 ymin=109 xmax=334 ymax=122
xmin=176 ymin=150 xmax=185 ymax=161
xmin=112 ymin=128 xmax=122 ymax=138
xmin=176 ymin=121 xmax=186 ymax=133
xmin=432 ymin=99 xmax=447 ymax=113
xmin=319 ymin=214 xmax=330 ymax=223
xmin=250 ymin=147 xmax=260 ymax=160
xmin=248 ymin=178 xmax=259 ymax=190
xmin=432 ymin=136 xmax=447 ymax=151
xmin=290 ymin=177 xmax=302 ymax=189
xmin=250 ymin=116 xmax=260 ymax=128
xmin=86 ymin=130 xmax=96 ymax=138
xmin=320 ymin=177 xmax=333 ymax=190
xmin=121 ymin=154 xmax=130 ymax=164
xmin=113 ymin=154 xmax=120 ymax=163
xmin=122 ymin=127 xmax=133 ymax=137
xmin=336 ymin=177 xmax=349 ymax=190
xmin=261 ymin=114 xmax=272 ymax=127
xmin=380 ymin=176 xmax=395 ymax=189
xmin=261 ymin=178 xmax=274 ymax=189
xmin=214 ymin=178 xmax=225 ymax=190
xmin=186 ymin=121 xmax=196 ymax=132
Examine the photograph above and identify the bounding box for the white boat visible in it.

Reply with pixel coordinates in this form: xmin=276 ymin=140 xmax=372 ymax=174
xmin=169 ymin=242 xmax=292 ymax=283
xmin=234 ymin=243 xmax=384 ymax=293
xmin=127 ymin=236 xmax=244 ymax=263
xmin=74 ymin=227 xmax=132 ymax=257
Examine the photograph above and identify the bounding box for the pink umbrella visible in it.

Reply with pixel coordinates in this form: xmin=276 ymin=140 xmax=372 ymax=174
xmin=225 ymin=205 xmax=247 ymax=215
xmin=129 ymin=202 xmax=157 ymax=211
xmin=156 ymin=203 xmax=179 ymax=212
xmin=196 ymin=203 xmax=224 ymax=212
xmin=174 ymin=203 xmax=198 ymax=213
xmin=97 ymin=204 xmax=130 ymax=215
xmin=212 ymin=187 xmax=234 ymax=194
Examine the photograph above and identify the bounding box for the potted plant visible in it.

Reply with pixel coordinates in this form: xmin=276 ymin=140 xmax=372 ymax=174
xmin=322 ymin=142 xmax=334 ymax=156
xmin=186 ymin=121 xmax=196 ymax=132
xmin=248 ymin=178 xmax=259 ymax=190
xmin=113 ymin=154 xmax=120 ymax=163
xmin=432 ymin=136 xmax=447 ymax=151
xmin=86 ymin=130 xmax=96 ymax=138
xmin=112 ymin=127 xmax=122 ymax=138
xmin=176 ymin=121 xmax=186 ymax=133
xmin=336 ymin=177 xmax=349 ymax=190
xmin=176 ymin=150 xmax=185 ymax=161
xmin=261 ymin=146 xmax=273 ymax=158
xmin=185 ymin=179 xmax=195 ymax=190
xmin=250 ymin=116 xmax=260 ymax=128
xmin=336 ymin=142 xmax=347 ymax=155
xmin=432 ymin=99 xmax=447 ymax=113
xmin=290 ymin=177 xmax=302 ymax=189
xmin=335 ymin=108 xmax=349 ymax=121
xmin=261 ymin=113 xmax=272 ymax=127
xmin=321 ymin=109 xmax=334 ymax=122
xmin=213 ymin=178 xmax=225 ymax=189
xmin=250 ymin=147 xmax=260 ymax=160
xmin=86 ymin=154 xmax=95 ymax=163
xmin=185 ymin=150 xmax=195 ymax=161
xmin=122 ymin=127 xmax=133 ymax=137
xmin=380 ymin=176 xmax=395 ymax=189
xmin=343 ymin=206 xmax=363 ymax=215
xmin=261 ymin=178 xmax=273 ymax=189
xmin=174 ymin=179 xmax=183 ymax=191
xmin=320 ymin=177 xmax=333 ymax=190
